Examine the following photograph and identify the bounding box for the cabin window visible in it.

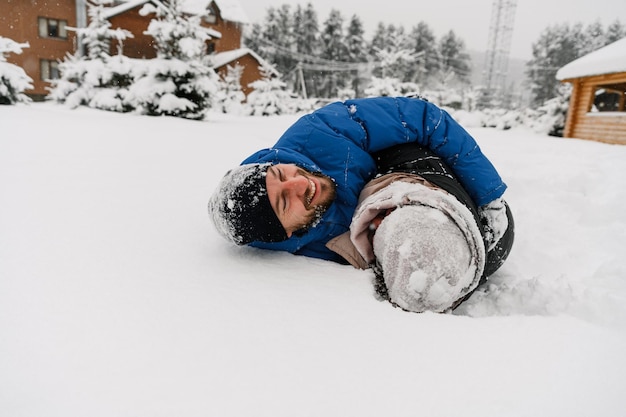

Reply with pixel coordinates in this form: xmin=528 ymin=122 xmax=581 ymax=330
xmin=590 ymin=82 xmax=626 ymax=112
xmin=38 ymin=17 xmax=68 ymax=39
xmin=40 ymin=59 xmax=60 ymax=81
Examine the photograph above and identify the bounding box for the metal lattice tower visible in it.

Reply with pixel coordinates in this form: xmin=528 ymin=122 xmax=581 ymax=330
xmin=482 ymin=0 xmax=517 ymax=97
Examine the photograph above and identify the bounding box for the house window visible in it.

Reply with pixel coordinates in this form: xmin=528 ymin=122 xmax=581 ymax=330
xmin=38 ymin=17 xmax=68 ymax=39
xmin=591 ymin=82 xmax=626 ymax=112
xmin=40 ymin=59 xmax=60 ymax=81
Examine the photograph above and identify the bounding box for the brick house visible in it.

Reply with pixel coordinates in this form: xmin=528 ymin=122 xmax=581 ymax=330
xmin=0 ymin=0 xmax=276 ymax=100
xmin=0 ymin=0 xmax=79 ymax=100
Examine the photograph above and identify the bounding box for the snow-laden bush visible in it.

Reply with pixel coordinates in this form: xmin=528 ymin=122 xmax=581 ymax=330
xmin=48 ymin=0 xmax=134 ymax=111
xmin=0 ymin=37 xmax=33 ymax=104
xmin=525 ymin=86 xmax=570 ymax=136
xmin=214 ymin=64 xmax=246 ymax=115
xmin=364 ymin=76 xmax=420 ymax=98
xmin=130 ymin=0 xmax=219 ymax=120
xmin=458 ymin=86 xmax=571 ymax=136
xmin=245 ymin=66 xmax=298 ymax=116
xmin=127 ymin=58 xmax=217 ymax=119
xmin=49 ymin=54 xmax=135 ymax=112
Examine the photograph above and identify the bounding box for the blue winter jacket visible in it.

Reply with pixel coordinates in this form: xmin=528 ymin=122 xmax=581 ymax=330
xmin=241 ymin=96 xmax=507 ymax=262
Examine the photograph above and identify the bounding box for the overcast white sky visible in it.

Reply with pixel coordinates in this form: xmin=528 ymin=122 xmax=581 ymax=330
xmin=237 ymin=0 xmax=626 ymax=60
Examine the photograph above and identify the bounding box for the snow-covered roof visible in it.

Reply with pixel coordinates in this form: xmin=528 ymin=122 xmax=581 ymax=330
xmin=556 ymin=37 xmax=626 ymax=80
xmin=215 ymin=0 xmax=249 ymax=24
xmin=183 ymin=0 xmax=250 ymax=24
xmin=102 ymin=0 xmax=221 ymax=38
xmin=102 ymin=0 xmax=162 ymax=19
xmin=104 ymin=0 xmax=249 ymax=24
xmin=211 ymin=47 xmax=279 ymax=76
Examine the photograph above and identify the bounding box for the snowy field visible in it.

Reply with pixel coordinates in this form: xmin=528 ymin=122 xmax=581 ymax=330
xmin=1 ymin=102 xmax=626 ymax=417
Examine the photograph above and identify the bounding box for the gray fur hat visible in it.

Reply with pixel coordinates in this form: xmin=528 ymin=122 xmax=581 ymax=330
xmin=371 ymin=184 xmax=485 ymax=313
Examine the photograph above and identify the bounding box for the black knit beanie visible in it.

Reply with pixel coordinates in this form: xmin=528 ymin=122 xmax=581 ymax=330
xmin=208 ymin=163 xmax=288 ymax=245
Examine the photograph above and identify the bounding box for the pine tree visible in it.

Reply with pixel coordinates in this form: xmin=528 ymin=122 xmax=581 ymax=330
xmin=78 ymin=0 xmax=131 ymax=60
xmin=128 ymin=0 xmax=219 ymax=119
xmin=407 ymin=22 xmax=440 ymax=87
xmin=376 ymin=24 xmax=416 ymax=81
xmin=345 ymin=15 xmax=366 ymax=63
xmin=367 ymin=24 xmax=420 ymax=99
xmin=320 ymin=9 xmax=347 ymax=61
xmin=368 ymin=22 xmax=388 ymax=57
xmin=0 ymin=36 xmax=33 ymax=104
xmin=295 ymin=3 xmax=320 ymax=56
xmin=605 ymin=20 xmax=626 ymax=43
xmin=525 ymin=23 xmax=583 ymax=106
xmin=294 ymin=3 xmax=322 ymax=98
xmin=259 ymin=7 xmax=288 ymax=75
xmin=345 ymin=15 xmax=367 ymax=97
xmin=437 ymin=30 xmax=471 ymax=85
xmin=48 ymin=0 xmax=134 ymax=111
xmin=215 ymin=64 xmax=245 ymax=114
xmin=581 ymin=20 xmax=606 ymax=55
xmin=319 ymin=9 xmax=348 ymax=97
xmin=245 ymin=65 xmax=293 ymax=116
xmin=242 ymin=22 xmax=263 ymax=53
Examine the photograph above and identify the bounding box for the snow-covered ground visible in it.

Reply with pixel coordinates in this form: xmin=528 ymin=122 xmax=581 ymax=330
xmin=1 ymin=102 xmax=626 ymax=417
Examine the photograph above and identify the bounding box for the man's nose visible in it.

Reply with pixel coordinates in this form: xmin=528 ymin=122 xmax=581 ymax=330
xmin=282 ymin=175 xmax=308 ymax=196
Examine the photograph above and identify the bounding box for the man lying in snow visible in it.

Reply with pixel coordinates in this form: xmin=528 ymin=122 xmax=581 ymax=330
xmin=208 ymin=96 xmax=514 ymax=311
xmin=326 ymin=144 xmax=514 ymax=312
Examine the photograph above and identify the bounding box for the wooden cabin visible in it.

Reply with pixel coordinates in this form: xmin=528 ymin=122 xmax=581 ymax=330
xmin=0 ymin=0 xmax=273 ymax=100
xmin=556 ymin=37 xmax=626 ymax=145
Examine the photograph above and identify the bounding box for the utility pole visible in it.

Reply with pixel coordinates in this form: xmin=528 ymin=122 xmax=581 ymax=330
xmin=482 ymin=0 xmax=517 ymax=107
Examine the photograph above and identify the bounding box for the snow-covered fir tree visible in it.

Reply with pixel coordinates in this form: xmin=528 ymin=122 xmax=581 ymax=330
xmin=364 ymin=76 xmax=419 ymax=98
xmin=292 ymin=3 xmax=322 ymax=97
xmin=437 ymin=30 xmax=471 ymax=86
xmin=214 ymin=64 xmax=245 ymax=114
xmin=127 ymin=0 xmax=218 ymax=120
xmin=374 ymin=26 xmax=417 ymax=81
xmin=407 ymin=22 xmax=441 ymax=88
xmin=526 ymin=20 xmax=625 ymax=106
xmin=528 ymin=84 xmax=571 ymax=136
xmin=0 ymin=36 xmax=33 ymax=104
xmin=344 ymin=15 xmax=368 ymax=96
xmin=245 ymin=65 xmax=296 ymax=116
xmin=605 ymin=20 xmax=626 ymax=43
xmin=319 ymin=9 xmax=348 ymax=97
xmin=48 ymin=0 xmax=134 ymax=112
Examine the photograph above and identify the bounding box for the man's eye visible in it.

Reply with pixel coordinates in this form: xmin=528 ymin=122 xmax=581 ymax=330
xmin=281 ymin=192 xmax=287 ymax=213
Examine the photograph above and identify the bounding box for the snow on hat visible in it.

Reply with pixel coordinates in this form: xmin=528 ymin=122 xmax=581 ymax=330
xmin=208 ymin=163 xmax=288 ymax=245
xmin=372 ymin=185 xmax=485 ymax=313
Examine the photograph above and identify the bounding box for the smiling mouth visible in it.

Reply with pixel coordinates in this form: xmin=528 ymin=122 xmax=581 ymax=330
xmin=306 ymin=178 xmax=316 ymax=207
